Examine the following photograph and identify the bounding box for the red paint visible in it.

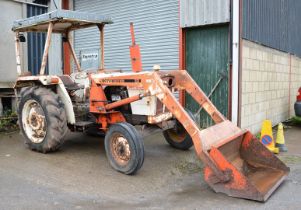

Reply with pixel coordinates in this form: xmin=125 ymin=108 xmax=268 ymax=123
xmin=62 ymin=0 xmax=69 ymax=9
xmin=97 ymin=112 xmax=126 ymax=130
xmin=62 ymin=0 xmax=70 ymax=75
xmin=89 ymin=79 xmax=107 ymax=113
xmin=203 ymin=167 xmax=210 ymax=179
xmin=129 ymin=45 xmax=142 ymax=72
xmin=107 ymin=112 xmax=126 ymax=124
xmin=297 ymin=87 xmax=301 ymax=101
xmin=50 ymin=77 xmax=59 ymax=84
xmin=178 ymin=0 xmax=186 ymax=106
xmin=129 ymin=23 xmax=142 ymax=72
xmin=63 ymin=41 xmax=71 ymax=75
xmin=241 ymin=132 xmax=253 ymax=149
xmin=207 ymin=147 xmax=247 ymax=190
xmin=105 ymin=94 xmax=141 ymax=110
xmin=179 ymin=28 xmax=186 ymax=106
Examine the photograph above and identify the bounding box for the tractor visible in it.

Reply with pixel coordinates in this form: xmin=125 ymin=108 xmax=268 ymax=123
xmin=13 ymin=10 xmax=289 ymax=201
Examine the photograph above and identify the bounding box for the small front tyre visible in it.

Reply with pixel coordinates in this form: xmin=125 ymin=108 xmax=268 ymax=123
xmin=105 ymin=122 xmax=144 ymax=175
xmin=163 ymin=109 xmax=195 ymax=150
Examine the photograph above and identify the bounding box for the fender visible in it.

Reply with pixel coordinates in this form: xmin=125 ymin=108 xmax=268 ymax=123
xmin=56 ymin=82 xmax=76 ymax=124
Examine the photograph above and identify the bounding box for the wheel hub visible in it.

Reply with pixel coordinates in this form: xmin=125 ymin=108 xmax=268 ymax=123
xmin=167 ymin=122 xmax=187 ymax=142
xmin=111 ymin=135 xmax=131 ymax=165
xmin=22 ymin=99 xmax=46 ymax=143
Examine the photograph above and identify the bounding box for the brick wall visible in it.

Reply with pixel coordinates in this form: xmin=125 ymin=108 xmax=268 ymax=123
xmin=241 ymin=40 xmax=301 ymax=133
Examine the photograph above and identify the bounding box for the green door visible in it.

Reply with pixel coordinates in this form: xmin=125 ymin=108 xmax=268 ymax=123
xmin=185 ymin=25 xmax=229 ymax=128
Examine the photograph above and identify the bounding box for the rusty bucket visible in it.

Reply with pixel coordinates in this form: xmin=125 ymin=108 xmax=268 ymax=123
xmin=202 ymin=121 xmax=289 ymax=202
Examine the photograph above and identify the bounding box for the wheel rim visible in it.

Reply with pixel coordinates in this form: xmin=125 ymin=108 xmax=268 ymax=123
xmin=22 ymin=99 xmax=47 ymax=143
xmin=110 ymin=133 xmax=131 ymax=166
xmin=166 ymin=122 xmax=187 ymax=142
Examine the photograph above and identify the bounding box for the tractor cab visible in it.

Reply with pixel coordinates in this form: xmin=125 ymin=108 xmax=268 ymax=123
xmin=13 ymin=9 xmax=112 ymax=98
xmin=12 ymin=10 xmax=116 ymax=121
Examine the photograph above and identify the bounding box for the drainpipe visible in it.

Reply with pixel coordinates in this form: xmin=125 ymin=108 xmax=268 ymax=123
xmin=231 ymin=0 xmax=240 ymax=126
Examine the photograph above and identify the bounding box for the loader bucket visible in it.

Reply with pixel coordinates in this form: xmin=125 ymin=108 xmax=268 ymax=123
xmin=202 ymin=121 xmax=290 ymax=202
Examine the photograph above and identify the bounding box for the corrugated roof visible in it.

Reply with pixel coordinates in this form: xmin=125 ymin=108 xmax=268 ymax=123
xmin=12 ymin=9 xmax=113 ymax=32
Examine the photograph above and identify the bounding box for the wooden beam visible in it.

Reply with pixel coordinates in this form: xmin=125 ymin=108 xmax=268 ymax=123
xmin=40 ymin=22 xmax=53 ymax=75
xmin=63 ymin=32 xmax=71 ymax=75
xmin=14 ymin=28 xmax=64 ymax=33
xmin=98 ymin=24 xmax=105 ymax=70
xmin=62 ymin=0 xmax=70 ymax=75
xmin=67 ymin=32 xmax=81 ymax=72
xmin=62 ymin=0 xmax=69 ymax=10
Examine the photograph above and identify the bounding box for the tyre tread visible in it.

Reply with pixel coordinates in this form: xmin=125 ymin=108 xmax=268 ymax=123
xmin=18 ymin=86 xmax=68 ymax=153
xmin=104 ymin=122 xmax=144 ymax=175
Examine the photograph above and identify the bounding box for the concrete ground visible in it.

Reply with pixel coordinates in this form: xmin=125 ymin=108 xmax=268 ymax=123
xmin=0 ymin=126 xmax=301 ymax=210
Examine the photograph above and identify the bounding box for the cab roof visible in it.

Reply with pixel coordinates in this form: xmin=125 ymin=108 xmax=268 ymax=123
xmin=12 ymin=9 xmax=113 ymax=33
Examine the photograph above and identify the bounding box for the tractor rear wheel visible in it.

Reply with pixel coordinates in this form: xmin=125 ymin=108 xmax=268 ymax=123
xmin=18 ymin=87 xmax=68 ymax=153
xmin=163 ymin=109 xmax=195 ymax=150
xmin=105 ymin=122 xmax=144 ymax=175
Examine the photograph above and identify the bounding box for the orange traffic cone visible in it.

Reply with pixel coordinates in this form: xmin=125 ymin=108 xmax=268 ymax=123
xmin=276 ymin=123 xmax=288 ymax=152
xmin=260 ymin=120 xmax=279 ymax=154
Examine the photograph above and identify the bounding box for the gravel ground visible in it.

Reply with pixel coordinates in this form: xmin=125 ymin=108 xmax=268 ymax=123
xmin=0 ymin=126 xmax=301 ymax=210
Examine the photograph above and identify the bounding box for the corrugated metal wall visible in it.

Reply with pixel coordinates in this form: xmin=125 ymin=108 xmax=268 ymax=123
xmin=0 ymin=0 xmax=23 ymax=87
xmin=243 ymin=0 xmax=301 ymax=57
xmin=74 ymin=0 xmax=179 ymax=71
xmin=180 ymin=0 xmax=230 ymax=28
xmin=27 ymin=4 xmax=48 ymax=75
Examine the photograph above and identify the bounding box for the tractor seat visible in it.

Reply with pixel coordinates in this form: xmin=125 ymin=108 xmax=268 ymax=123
xmin=58 ymin=75 xmax=84 ymax=91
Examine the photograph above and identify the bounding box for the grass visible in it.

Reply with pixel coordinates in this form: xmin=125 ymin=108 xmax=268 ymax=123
xmin=255 ymin=133 xmax=261 ymax=139
xmin=279 ymin=155 xmax=301 ymax=164
xmin=292 ymin=116 xmax=301 ymax=124
xmin=0 ymin=110 xmax=19 ymax=133
xmin=174 ymin=158 xmax=203 ymax=175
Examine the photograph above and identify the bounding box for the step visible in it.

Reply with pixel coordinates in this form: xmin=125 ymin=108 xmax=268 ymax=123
xmin=74 ymin=121 xmax=94 ymax=132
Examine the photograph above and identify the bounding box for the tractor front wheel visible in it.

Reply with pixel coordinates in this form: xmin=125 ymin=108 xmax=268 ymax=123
xmin=105 ymin=122 xmax=144 ymax=175
xmin=18 ymin=87 xmax=68 ymax=153
xmin=163 ymin=109 xmax=195 ymax=150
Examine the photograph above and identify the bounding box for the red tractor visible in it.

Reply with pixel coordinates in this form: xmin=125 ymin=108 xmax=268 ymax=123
xmin=12 ymin=10 xmax=289 ymax=201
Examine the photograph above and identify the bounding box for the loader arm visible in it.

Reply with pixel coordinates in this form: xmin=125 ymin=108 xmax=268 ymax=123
xmin=150 ymin=71 xmax=230 ymax=181
xmin=170 ymin=70 xmax=226 ymax=124
xmin=92 ymin=70 xmax=289 ymax=201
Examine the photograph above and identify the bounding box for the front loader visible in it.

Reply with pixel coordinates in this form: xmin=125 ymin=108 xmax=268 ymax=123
xmin=12 ymin=10 xmax=289 ymax=201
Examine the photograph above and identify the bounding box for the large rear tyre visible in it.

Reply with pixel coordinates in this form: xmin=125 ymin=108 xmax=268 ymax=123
xmin=163 ymin=109 xmax=195 ymax=150
xmin=105 ymin=122 xmax=144 ymax=175
xmin=18 ymin=87 xmax=68 ymax=153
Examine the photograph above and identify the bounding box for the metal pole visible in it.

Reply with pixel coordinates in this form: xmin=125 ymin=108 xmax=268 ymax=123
xmin=14 ymin=32 xmax=22 ymax=76
xmin=130 ymin=22 xmax=135 ymax=44
xmin=194 ymin=76 xmax=224 ymax=119
xmin=40 ymin=22 xmax=53 ymax=75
